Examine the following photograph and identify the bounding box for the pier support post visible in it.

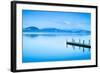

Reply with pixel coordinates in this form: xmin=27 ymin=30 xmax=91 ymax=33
xmin=72 ymin=39 xmax=75 ymax=49
xmin=83 ymin=40 xmax=85 ymax=52
xmin=79 ymin=39 xmax=81 ymax=49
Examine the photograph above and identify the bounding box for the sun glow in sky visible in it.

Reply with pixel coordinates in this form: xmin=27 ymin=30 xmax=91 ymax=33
xmin=22 ymin=10 xmax=91 ymax=30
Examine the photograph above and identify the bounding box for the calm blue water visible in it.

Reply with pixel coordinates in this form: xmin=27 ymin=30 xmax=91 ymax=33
xmin=22 ymin=33 xmax=91 ymax=63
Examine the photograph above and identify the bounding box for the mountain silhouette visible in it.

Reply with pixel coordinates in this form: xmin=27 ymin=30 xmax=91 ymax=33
xmin=23 ymin=26 xmax=90 ymax=34
xmin=41 ymin=28 xmax=67 ymax=32
xmin=23 ymin=26 xmax=39 ymax=32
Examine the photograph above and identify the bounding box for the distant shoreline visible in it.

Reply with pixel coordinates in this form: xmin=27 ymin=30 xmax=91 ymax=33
xmin=23 ymin=32 xmax=91 ymax=36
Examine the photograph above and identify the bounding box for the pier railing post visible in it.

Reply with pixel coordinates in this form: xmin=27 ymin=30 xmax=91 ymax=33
xmin=79 ymin=39 xmax=81 ymax=49
xmin=83 ymin=40 xmax=85 ymax=52
xmin=89 ymin=40 xmax=90 ymax=45
xmin=72 ymin=38 xmax=75 ymax=49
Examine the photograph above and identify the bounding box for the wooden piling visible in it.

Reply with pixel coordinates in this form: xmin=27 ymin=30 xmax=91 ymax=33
xmin=79 ymin=39 xmax=81 ymax=49
xmin=72 ymin=39 xmax=75 ymax=49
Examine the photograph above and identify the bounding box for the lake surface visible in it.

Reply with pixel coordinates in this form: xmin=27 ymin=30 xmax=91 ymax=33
xmin=22 ymin=33 xmax=91 ymax=63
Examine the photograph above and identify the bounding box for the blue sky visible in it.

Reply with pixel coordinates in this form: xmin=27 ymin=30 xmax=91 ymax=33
xmin=22 ymin=10 xmax=91 ymax=30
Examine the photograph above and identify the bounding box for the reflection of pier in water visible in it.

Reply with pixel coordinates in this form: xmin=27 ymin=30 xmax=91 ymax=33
xmin=66 ymin=39 xmax=91 ymax=52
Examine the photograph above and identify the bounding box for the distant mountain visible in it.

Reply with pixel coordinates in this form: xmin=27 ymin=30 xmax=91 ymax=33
xmin=23 ymin=26 xmax=39 ymax=32
xmin=41 ymin=28 xmax=67 ymax=32
xmin=23 ymin=26 xmax=90 ymax=34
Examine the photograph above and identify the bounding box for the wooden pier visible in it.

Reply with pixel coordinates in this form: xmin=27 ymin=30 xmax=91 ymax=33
xmin=66 ymin=42 xmax=91 ymax=48
xmin=66 ymin=39 xmax=91 ymax=49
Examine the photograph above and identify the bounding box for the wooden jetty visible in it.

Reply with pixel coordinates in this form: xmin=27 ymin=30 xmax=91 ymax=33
xmin=66 ymin=42 xmax=91 ymax=48
xmin=66 ymin=39 xmax=91 ymax=48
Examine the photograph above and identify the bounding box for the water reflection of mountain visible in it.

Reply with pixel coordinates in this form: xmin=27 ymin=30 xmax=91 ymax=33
xmin=23 ymin=26 xmax=91 ymax=34
xmin=23 ymin=34 xmax=59 ymax=38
